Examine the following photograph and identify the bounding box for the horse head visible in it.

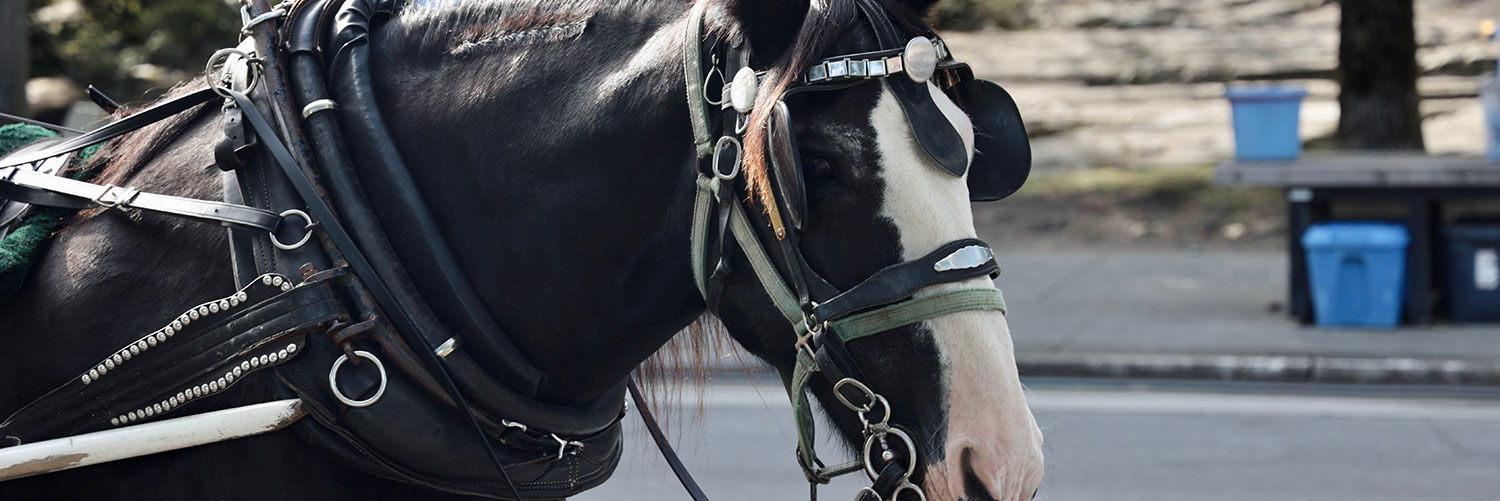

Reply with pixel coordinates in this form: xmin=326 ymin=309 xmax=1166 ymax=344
xmin=700 ymin=0 xmax=1044 ymax=498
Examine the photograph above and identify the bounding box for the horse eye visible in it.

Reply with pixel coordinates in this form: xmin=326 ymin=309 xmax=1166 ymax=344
xmin=805 ymin=157 xmax=835 ymax=181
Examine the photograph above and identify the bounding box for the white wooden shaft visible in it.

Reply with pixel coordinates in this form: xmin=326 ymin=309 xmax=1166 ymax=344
xmin=0 ymin=399 xmax=305 ymax=481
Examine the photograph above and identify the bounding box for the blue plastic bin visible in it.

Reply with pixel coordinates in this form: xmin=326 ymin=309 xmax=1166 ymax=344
xmin=1226 ymin=86 xmax=1308 ymax=160
xmin=1302 ymin=223 xmax=1409 ymax=328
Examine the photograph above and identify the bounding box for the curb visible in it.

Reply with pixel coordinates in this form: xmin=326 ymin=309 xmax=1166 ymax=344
xmin=1017 ymin=352 xmax=1500 ymax=386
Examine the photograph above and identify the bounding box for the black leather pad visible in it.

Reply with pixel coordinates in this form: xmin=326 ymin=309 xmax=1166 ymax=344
xmin=957 ymin=79 xmax=1031 ymax=201
xmin=768 ymin=101 xmax=808 ymax=231
xmin=853 ymin=0 xmax=969 ymax=178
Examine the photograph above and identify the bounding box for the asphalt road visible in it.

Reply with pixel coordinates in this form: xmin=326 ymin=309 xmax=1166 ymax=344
xmin=576 ymin=380 xmax=1500 ymax=500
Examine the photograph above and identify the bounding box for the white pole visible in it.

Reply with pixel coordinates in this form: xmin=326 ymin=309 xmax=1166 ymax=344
xmin=0 ymin=399 xmax=306 ymax=481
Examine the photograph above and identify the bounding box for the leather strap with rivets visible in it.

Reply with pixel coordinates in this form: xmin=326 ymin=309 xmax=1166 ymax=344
xmin=0 ymin=274 xmax=344 ymax=446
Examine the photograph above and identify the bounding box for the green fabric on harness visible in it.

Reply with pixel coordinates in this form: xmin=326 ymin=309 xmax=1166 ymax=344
xmin=0 ymin=124 xmax=103 ymax=306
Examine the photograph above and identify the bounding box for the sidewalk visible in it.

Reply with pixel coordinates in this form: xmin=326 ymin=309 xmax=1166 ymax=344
xmin=996 ymin=247 xmax=1500 ymax=385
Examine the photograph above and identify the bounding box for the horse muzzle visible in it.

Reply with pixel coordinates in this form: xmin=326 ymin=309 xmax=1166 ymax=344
xmin=919 ymin=309 xmax=1045 ymax=501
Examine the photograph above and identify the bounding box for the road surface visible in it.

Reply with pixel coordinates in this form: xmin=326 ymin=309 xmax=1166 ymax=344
xmin=576 ymin=379 xmax=1500 ymax=500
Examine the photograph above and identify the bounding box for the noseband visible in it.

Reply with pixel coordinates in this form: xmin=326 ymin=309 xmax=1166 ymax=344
xmin=679 ymin=1 xmax=1016 ymax=499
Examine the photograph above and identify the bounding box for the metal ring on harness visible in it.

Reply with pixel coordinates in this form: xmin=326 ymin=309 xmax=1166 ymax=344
xmin=733 ymin=112 xmax=750 ymax=135
xmin=891 ymin=482 xmax=928 ymax=501
xmin=834 ymin=378 xmax=879 ymax=414
xmin=862 ymin=426 xmax=918 ymax=483
xmin=712 ymin=136 xmax=742 ymax=180
xmin=328 ymin=350 xmax=387 ymax=408
xmin=702 ymin=66 xmax=725 ymax=106
xmin=240 ymin=5 xmax=288 ymax=38
xmin=204 ymin=48 xmax=261 ymax=100
xmin=270 ymin=209 xmax=316 ymax=250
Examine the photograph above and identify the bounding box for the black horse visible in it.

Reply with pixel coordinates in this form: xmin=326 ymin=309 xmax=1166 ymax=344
xmin=0 ymin=0 xmax=1042 ymax=499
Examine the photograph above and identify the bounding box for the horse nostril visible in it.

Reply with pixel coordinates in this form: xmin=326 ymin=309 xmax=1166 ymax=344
xmin=959 ymin=447 xmax=1000 ymax=501
xmin=1032 ymin=488 xmax=1039 ymax=499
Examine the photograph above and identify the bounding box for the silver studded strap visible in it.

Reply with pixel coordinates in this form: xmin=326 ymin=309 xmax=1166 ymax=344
xmin=0 ymin=274 xmax=346 ymax=446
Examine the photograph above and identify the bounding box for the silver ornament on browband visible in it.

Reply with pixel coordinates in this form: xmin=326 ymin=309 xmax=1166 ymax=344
xmin=730 ymin=67 xmax=759 ymax=114
xmin=933 ymin=245 xmax=994 ymax=272
xmin=902 ymin=37 xmax=938 ymax=83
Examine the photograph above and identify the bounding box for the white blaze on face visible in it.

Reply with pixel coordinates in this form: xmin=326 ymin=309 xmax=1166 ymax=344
xmin=870 ymin=83 xmax=1044 ymax=500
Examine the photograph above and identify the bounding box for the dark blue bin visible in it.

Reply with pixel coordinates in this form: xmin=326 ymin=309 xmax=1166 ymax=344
xmin=1226 ymin=85 xmax=1307 ymax=160
xmin=1302 ymin=223 xmax=1409 ymax=328
xmin=1443 ymin=224 xmax=1500 ymax=322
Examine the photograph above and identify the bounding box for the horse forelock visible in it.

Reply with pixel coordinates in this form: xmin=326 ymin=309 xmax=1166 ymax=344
xmin=735 ymin=0 xmax=853 ymax=212
xmin=737 ymin=0 xmax=927 ymax=213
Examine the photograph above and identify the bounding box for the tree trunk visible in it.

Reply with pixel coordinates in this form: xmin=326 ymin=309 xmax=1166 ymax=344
xmin=1337 ymin=0 xmax=1425 ymax=150
xmin=0 ymin=0 xmax=27 ymax=115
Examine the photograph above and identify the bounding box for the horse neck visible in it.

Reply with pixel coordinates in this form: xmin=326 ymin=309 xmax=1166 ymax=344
xmin=371 ymin=4 xmax=705 ymax=403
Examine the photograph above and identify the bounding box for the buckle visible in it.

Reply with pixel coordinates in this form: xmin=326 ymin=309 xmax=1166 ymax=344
xmin=93 ymin=184 xmax=140 ymax=210
xmin=552 ymin=434 xmax=584 ymax=460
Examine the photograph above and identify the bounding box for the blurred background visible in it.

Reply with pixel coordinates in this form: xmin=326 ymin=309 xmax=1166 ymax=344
xmin=5 ymin=0 xmax=1500 ymax=499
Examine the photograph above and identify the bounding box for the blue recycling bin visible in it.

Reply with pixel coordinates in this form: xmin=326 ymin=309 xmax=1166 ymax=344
xmin=1302 ymin=223 xmax=1409 ymax=328
xmin=1226 ymin=85 xmax=1308 ymax=160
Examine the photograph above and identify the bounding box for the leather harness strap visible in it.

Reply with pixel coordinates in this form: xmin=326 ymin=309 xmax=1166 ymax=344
xmin=0 ymin=88 xmax=286 ymax=233
xmin=0 ymin=164 xmax=283 ymax=232
xmin=0 ymin=89 xmax=218 ymax=169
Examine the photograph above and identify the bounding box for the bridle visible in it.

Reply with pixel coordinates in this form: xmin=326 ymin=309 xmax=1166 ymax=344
xmin=668 ymin=1 xmax=1029 ymax=500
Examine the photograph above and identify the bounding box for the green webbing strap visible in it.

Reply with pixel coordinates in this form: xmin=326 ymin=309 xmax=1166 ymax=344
xmin=829 ymin=288 xmax=1007 ymax=343
xmin=690 ymin=175 xmax=804 ymax=328
xmin=725 ymin=194 xmax=803 ymax=324
xmin=690 ymin=173 xmax=803 ymax=324
xmin=690 ymin=176 xmax=716 ymax=297
xmin=683 ymin=1 xmax=714 ymax=159
xmin=790 ymin=349 xmax=820 ymax=476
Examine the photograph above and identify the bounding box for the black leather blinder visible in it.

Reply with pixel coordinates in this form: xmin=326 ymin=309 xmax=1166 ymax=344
xmin=952 ymin=78 xmax=1031 ymax=202
xmin=767 ymin=101 xmax=808 ymax=232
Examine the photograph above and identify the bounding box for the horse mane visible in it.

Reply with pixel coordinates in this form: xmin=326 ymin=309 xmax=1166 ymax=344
xmin=391 ymin=0 xmax=657 ymax=57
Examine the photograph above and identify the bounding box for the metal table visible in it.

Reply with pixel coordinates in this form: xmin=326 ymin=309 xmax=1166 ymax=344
xmin=1217 ymin=153 xmax=1500 ymax=324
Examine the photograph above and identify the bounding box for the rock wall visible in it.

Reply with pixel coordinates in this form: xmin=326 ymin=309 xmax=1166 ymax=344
xmin=943 ymin=0 xmax=1499 ymax=170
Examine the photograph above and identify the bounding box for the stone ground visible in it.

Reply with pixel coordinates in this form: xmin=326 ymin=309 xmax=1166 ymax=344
xmin=941 ymin=0 xmax=1500 ymax=172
